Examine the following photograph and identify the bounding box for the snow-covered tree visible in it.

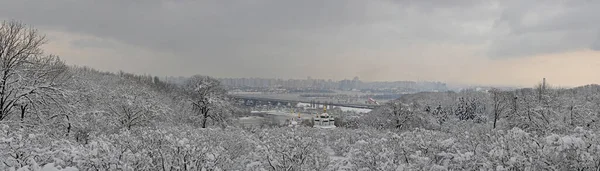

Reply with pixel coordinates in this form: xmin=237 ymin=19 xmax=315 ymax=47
xmin=109 ymin=95 xmax=154 ymax=130
xmin=0 ymin=20 xmax=68 ymax=121
xmin=183 ymin=75 xmax=231 ymax=128
xmin=454 ymin=96 xmax=483 ymax=121
xmin=490 ymin=88 xmax=510 ymax=129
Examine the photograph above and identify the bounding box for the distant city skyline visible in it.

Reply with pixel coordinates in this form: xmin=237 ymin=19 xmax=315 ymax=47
xmin=216 ymin=77 xmax=448 ymax=93
xmin=164 ymin=75 xmax=544 ymax=91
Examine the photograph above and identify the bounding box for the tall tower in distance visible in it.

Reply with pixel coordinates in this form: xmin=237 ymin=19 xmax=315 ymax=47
xmin=543 ymin=78 xmax=546 ymax=90
xmin=538 ymin=77 xmax=547 ymax=101
xmin=352 ymin=76 xmax=360 ymax=90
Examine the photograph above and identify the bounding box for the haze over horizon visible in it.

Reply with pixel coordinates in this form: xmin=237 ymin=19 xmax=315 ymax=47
xmin=1 ymin=0 xmax=599 ymax=87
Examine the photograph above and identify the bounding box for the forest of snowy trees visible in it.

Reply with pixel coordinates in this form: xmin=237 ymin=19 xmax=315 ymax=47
xmin=3 ymin=21 xmax=600 ymax=170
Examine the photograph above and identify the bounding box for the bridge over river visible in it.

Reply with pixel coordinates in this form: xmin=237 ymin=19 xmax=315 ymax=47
xmin=230 ymin=94 xmax=379 ymax=109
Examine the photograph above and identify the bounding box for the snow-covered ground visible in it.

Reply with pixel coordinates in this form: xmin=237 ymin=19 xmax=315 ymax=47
xmin=296 ymin=102 xmax=372 ymax=113
xmin=11 ymin=163 xmax=78 ymax=171
xmin=250 ymin=110 xmax=314 ymax=118
xmin=337 ymin=106 xmax=372 ymax=114
xmin=240 ymin=110 xmax=313 ymax=126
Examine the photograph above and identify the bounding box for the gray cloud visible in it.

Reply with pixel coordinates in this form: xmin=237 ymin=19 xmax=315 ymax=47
xmin=593 ymin=31 xmax=600 ymax=51
xmin=0 ymin=0 xmax=490 ymax=51
xmin=70 ymin=38 xmax=117 ymax=49
xmin=0 ymin=0 xmax=598 ymax=81
xmin=489 ymin=0 xmax=600 ymax=58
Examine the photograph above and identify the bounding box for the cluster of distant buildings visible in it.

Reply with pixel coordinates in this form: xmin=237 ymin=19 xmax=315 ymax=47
xmin=217 ymin=76 xmax=448 ymax=93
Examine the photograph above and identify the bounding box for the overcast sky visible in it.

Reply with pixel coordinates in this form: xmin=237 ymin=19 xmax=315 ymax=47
xmin=1 ymin=0 xmax=599 ymax=87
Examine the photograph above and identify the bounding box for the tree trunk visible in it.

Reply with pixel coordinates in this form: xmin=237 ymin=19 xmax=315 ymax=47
xmin=202 ymin=110 xmax=209 ymax=128
xmin=20 ymin=105 xmax=27 ymax=121
xmin=66 ymin=115 xmax=71 ymax=136
xmin=0 ymin=103 xmax=4 ymax=121
xmin=493 ymin=111 xmax=498 ymax=129
xmin=512 ymin=96 xmax=518 ymax=115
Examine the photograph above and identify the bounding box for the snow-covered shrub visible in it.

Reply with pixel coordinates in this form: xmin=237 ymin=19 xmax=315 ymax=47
xmin=0 ymin=124 xmax=78 ymax=170
xmin=327 ymin=128 xmax=378 ymax=156
xmin=537 ymin=127 xmax=600 ymax=170
xmin=257 ymin=127 xmax=330 ymax=171
xmin=9 ymin=162 xmax=78 ymax=171
xmin=349 ymin=137 xmax=403 ymax=170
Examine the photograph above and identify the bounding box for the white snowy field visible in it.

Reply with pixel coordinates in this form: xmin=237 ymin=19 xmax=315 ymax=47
xmin=240 ymin=105 xmax=367 ymax=127
xmin=296 ymin=102 xmax=372 ymax=113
